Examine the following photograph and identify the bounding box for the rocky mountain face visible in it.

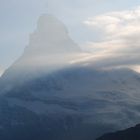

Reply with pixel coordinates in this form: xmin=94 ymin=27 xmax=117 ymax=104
xmin=0 ymin=15 xmax=140 ymax=140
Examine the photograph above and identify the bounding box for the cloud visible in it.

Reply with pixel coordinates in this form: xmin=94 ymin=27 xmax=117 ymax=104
xmin=84 ymin=6 xmax=140 ymax=37
xmin=84 ymin=6 xmax=140 ymax=69
xmin=0 ymin=67 xmax=4 ymax=77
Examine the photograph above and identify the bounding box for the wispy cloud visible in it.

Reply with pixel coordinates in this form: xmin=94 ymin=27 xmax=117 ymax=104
xmin=0 ymin=67 xmax=4 ymax=77
xmin=84 ymin=6 xmax=140 ymax=69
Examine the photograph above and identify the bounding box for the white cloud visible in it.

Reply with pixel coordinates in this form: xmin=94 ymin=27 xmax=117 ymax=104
xmin=84 ymin=6 xmax=140 ymax=36
xmin=132 ymin=65 xmax=140 ymax=73
xmin=84 ymin=6 xmax=140 ymax=69
xmin=0 ymin=67 xmax=4 ymax=77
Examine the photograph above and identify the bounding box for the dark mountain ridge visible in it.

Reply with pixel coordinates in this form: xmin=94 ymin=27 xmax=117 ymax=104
xmin=97 ymin=124 xmax=140 ymax=140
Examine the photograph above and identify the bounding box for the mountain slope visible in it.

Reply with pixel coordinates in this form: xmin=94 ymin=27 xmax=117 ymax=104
xmin=0 ymin=66 xmax=140 ymax=140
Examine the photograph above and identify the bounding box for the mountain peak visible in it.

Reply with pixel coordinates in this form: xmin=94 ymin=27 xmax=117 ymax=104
xmin=0 ymin=14 xmax=82 ymax=87
xmin=37 ymin=14 xmax=68 ymax=34
xmin=24 ymin=14 xmax=81 ymax=56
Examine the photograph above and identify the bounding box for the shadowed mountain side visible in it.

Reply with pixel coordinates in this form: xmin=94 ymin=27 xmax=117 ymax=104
xmin=1 ymin=66 xmax=140 ymax=140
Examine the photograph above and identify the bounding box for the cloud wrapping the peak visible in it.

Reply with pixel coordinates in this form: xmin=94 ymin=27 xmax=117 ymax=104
xmin=84 ymin=6 xmax=140 ymax=69
xmin=0 ymin=67 xmax=4 ymax=77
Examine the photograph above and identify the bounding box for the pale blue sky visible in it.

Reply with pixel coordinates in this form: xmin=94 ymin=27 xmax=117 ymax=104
xmin=0 ymin=0 xmax=140 ymax=74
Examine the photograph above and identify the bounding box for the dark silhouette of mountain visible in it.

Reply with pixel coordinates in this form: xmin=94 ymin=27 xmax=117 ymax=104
xmin=96 ymin=124 xmax=140 ymax=140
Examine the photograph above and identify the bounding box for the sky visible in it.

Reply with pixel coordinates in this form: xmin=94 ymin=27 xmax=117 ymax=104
xmin=0 ymin=0 xmax=140 ymax=75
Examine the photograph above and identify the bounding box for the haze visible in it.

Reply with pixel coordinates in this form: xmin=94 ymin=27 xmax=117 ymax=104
xmin=1 ymin=0 xmax=140 ymax=75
